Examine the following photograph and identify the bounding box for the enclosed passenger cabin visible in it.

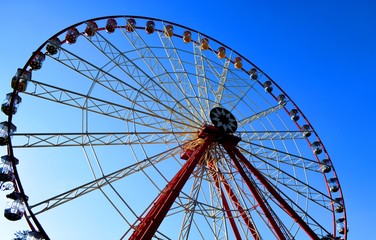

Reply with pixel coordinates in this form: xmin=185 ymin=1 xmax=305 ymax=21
xmin=217 ymin=47 xmax=226 ymax=59
xmin=312 ymin=141 xmax=322 ymax=154
xmin=334 ymin=197 xmax=344 ymax=213
xmin=126 ymin=18 xmax=136 ymax=32
xmin=0 ymin=155 xmax=18 ymax=183
xmin=249 ymin=68 xmax=258 ymax=80
xmin=289 ymin=109 xmax=299 ymax=121
xmin=234 ymin=57 xmax=242 ymax=69
xmin=29 ymin=52 xmax=45 ymax=70
xmin=328 ymin=178 xmax=339 ymax=192
xmin=277 ymin=94 xmax=286 ymax=106
xmin=4 ymin=191 xmax=27 ymax=221
xmin=164 ymin=25 xmax=174 ymax=37
xmin=65 ymin=27 xmax=80 ymax=44
xmin=85 ymin=21 xmax=98 ymax=37
xmin=336 ymin=217 xmax=347 ymax=234
xmin=145 ymin=20 xmax=155 ymax=34
xmin=183 ymin=31 xmax=192 ymax=43
xmin=0 ymin=122 xmax=16 ymax=146
xmin=263 ymin=81 xmax=273 ymax=93
xmin=106 ymin=18 xmax=117 ymax=33
xmin=320 ymin=159 xmax=332 ymax=173
xmin=11 ymin=68 xmax=31 ymax=92
xmin=201 ymin=38 xmax=209 ymax=50
xmin=2 ymin=93 xmax=21 ymax=116
xmin=0 ymin=155 xmax=18 ymax=191
xmin=301 ymin=124 xmax=311 ymax=137
xmin=46 ymin=37 xmax=61 ymax=55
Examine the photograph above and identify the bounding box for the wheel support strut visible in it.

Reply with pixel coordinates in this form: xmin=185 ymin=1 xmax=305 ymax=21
xmin=130 ymin=124 xmax=320 ymax=240
xmin=222 ymin=143 xmax=288 ymax=240
xmin=224 ymin=142 xmax=320 ymax=240
xmin=208 ymin=160 xmax=261 ymax=240
xmin=209 ymin=162 xmax=243 ymax=239
xmin=129 ymin=137 xmax=213 ymax=240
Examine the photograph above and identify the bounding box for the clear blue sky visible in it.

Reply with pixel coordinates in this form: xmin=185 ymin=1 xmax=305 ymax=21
xmin=0 ymin=0 xmax=375 ymax=239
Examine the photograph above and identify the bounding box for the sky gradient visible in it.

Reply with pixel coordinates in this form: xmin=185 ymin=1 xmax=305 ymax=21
xmin=1 ymin=1 xmax=375 ymax=239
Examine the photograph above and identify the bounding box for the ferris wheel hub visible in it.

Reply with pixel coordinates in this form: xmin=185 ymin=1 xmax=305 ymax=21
xmin=209 ymin=107 xmax=238 ymax=134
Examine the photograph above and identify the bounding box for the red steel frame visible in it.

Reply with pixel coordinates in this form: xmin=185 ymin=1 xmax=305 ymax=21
xmin=208 ymin=160 xmax=260 ymax=239
xmin=224 ymin=142 xmax=320 ymax=240
xmin=129 ymin=127 xmax=320 ymax=240
xmin=129 ymin=136 xmax=213 ymax=240
xmin=209 ymin=161 xmax=243 ymax=239
xmin=222 ymin=143 xmax=288 ymax=240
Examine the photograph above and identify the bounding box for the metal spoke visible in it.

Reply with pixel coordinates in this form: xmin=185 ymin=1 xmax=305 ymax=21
xmin=214 ymin=57 xmax=232 ymax=105
xmin=154 ymin=29 xmax=204 ymax=123
xmin=238 ymin=104 xmax=286 ymax=126
xmin=178 ymin=166 xmax=205 ymax=240
xmin=49 ymin=45 xmax=198 ymax=130
xmin=240 ymin=141 xmax=321 ymax=171
xmin=193 ymin=34 xmax=210 ymax=121
xmin=12 ymin=131 xmax=192 ymax=148
xmin=239 ymin=130 xmax=309 ymax=141
xmin=24 ymin=80 xmax=195 ymax=130
xmin=84 ymin=30 xmax=202 ymax=127
xmin=30 ymin=146 xmax=180 ymax=215
xmin=239 ymin=146 xmax=333 ymax=211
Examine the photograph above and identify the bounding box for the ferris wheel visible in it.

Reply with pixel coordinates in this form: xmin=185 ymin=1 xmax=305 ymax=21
xmin=0 ymin=16 xmax=347 ymax=240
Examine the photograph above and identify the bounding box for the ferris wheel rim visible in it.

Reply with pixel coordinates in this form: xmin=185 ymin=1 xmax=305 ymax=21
xmin=3 ymin=15 xmax=347 ymax=239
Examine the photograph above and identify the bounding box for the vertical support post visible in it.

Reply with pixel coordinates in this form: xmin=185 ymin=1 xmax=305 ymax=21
xmin=209 ymin=161 xmax=242 ymax=239
xmin=218 ymin=169 xmax=261 ymax=239
xmin=222 ymin=143 xmax=287 ymax=240
xmin=129 ymin=137 xmax=212 ymax=240
xmin=209 ymin=160 xmax=261 ymax=240
xmin=231 ymin=146 xmax=320 ymax=240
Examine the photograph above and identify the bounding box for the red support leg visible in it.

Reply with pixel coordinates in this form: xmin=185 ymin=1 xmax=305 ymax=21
xmin=209 ymin=162 xmax=242 ymax=239
xmin=208 ymin=160 xmax=261 ymax=239
xmin=222 ymin=144 xmax=287 ymax=240
xmin=230 ymin=146 xmax=320 ymax=240
xmin=129 ymin=137 xmax=213 ymax=240
xmin=217 ymin=167 xmax=261 ymax=240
